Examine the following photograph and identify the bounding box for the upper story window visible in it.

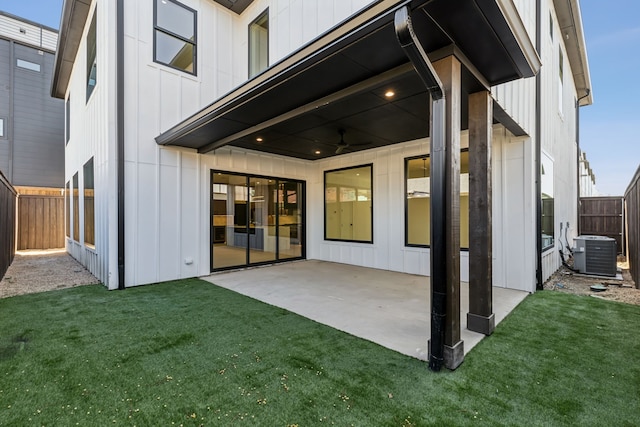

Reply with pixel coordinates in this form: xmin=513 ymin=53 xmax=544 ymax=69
xmin=558 ymin=48 xmax=564 ymax=114
xmin=549 ymin=13 xmax=553 ymax=40
xmin=65 ymin=96 xmax=70 ymax=144
xmin=86 ymin=10 xmax=97 ymax=102
xmin=0 ymin=118 xmax=5 ymax=138
xmin=154 ymin=0 xmax=197 ymax=75
xmin=249 ymin=9 xmax=269 ymax=78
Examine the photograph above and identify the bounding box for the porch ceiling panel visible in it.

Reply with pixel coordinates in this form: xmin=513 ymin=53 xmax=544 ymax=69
xmin=156 ymin=0 xmax=540 ymax=159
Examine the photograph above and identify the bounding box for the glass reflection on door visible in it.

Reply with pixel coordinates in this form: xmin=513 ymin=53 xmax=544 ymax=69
xmin=212 ymin=173 xmax=249 ymax=269
xmin=248 ymin=177 xmax=277 ymax=264
xmin=278 ymin=181 xmax=303 ymax=259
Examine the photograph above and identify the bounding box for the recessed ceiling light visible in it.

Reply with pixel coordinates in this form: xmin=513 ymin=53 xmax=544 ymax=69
xmin=315 ymin=150 xmax=321 ymax=155
xmin=385 ymin=90 xmax=395 ymax=98
xmin=256 ymin=137 xmax=263 ymax=142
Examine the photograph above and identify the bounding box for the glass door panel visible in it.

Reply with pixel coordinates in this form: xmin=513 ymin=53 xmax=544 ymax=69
xmin=278 ymin=181 xmax=303 ymax=259
xmin=248 ymin=177 xmax=277 ymax=264
xmin=212 ymin=173 xmax=248 ymax=269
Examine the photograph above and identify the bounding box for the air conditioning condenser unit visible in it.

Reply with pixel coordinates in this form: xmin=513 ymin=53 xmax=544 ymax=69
xmin=572 ymin=235 xmax=617 ymax=277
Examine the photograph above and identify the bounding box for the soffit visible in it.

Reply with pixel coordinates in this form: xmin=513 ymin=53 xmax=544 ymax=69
xmin=553 ymin=0 xmax=593 ymax=105
xmin=155 ymin=0 xmax=540 ymax=159
xmin=51 ymin=0 xmax=92 ymax=99
xmin=211 ymin=0 xmax=255 ymax=14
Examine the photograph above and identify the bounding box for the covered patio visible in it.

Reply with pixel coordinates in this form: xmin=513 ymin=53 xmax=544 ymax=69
xmin=159 ymin=0 xmax=540 ymax=369
xmin=203 ymin=261 xmax=528 ymax=361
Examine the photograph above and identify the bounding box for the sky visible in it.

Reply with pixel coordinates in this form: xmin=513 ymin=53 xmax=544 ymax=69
xmin=0 ymin=0 xmax=638 ymax=196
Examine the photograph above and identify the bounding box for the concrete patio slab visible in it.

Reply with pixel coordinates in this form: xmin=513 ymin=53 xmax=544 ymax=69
xmin=202 ymin=260 xmax=528 ymax=361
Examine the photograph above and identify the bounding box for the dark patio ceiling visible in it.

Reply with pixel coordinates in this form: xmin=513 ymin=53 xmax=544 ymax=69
xmin=156 ymin=0 xmax=540 ymax=160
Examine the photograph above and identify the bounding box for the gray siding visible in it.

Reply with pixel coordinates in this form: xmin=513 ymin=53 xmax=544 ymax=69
xmin=0 ymin=39 xmax=64 ymax=188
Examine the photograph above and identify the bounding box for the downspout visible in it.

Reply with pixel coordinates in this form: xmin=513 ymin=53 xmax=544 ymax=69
xmin=535 ymin=0 xmax=543 ymax=290
xmin=117 ymin=0 xmax=126 ymax=289
xmin=576 ymin=88 xmax=590 ymax=236
xmin=394 ymin=7 xmax=447 ymax=372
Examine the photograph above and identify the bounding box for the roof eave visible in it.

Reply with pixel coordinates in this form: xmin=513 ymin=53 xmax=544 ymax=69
xmin=51 ymin=0 xmax=92 ymax=99
xmin=553 ymin=0 xmax=593 ymax=106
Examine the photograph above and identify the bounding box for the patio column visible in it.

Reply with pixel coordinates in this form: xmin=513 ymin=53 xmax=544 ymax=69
xmin=467 ymin=90 xmax=495 ymax=335
xmin=433 ymin=56 xmax=463 ymax=370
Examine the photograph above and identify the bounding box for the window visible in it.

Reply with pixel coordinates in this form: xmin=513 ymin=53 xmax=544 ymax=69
xmin=324 ymin=165 xmax=373 ymax=243
xmin=558 ymin=48 xmax=564 ymax=114
xmin=84 ymin=158 xmax=95 ymax=247
xmin=72 ymin=173 xmax=79 ymax=242
xmin=65 ymin=96 xmax=70 ymax=144
xmin=549 ymin=13 xmax=553 ymax=40
xmin=405 ymin=151 xmax=469 ymax=248
xmin=86 ymin=11 xmax=97 ymax=101
xmin=249 ymin=9 xmax=269 ymax=78
xmin=0 ymin=118 xmax=5 ymax=138
xmin=154 ymin=0 xmax=197 ymax=74
xmin=16 ymin=59 xmax=40 ymax=72
xmin=541 ymin=152 xmax=554 ymax=251
xmin=65 ymin=181 xmax=71 ymax=238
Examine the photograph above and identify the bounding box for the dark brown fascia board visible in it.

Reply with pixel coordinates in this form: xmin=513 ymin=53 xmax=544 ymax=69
xmin=51 ymin=0 xmax=92 ymax=99
xmin=553 ymin=0 xmax=593 ymax=106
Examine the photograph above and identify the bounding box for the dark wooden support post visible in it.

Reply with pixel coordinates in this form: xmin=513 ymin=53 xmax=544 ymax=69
xmin=433 ymin=56 xmax=463 ymax=370
xmin=467 ymin=90 xmax=495 ymax=335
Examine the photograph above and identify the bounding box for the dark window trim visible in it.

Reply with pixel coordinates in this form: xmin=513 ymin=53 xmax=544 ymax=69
xmin=210 ymin=169 xmax=306 ymax=272
xmin=404 ymin=150 xmax=470 ymax=250
xmin=83 ymin=157 xmax=95 ymax=248
xmin=86 ymin=10 xmax=97 ymax=102
xmin=65 ymin=96 xmax=70 ymax=144
xmin=323 ymin=163 xmax=374 ymax=244
xmin=248 ymin=8 xmax=269 ymax=79
xmin=153 ymin=0 xmax=198 ymax=76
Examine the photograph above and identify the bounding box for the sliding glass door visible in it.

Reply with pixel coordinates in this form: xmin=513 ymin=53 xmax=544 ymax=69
xmin=211 ymin=171 xmax=305 ymax=271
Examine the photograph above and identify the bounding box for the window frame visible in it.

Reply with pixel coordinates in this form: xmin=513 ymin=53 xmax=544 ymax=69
xmin=324 ymin=164 xmax=374 ymax=244
xmin=72 ymin=173 xmax=80 ymax=242
xmin=153 ymin=0 xmax=198 ymax=76
xmin=404 ymin=150 xmax=470 ymax=250
xmin=65 ymin=96 xmax=70 ymax=144
xmin=248 ymin=8 xmax=269 ymax=79
xmin=86 ymin=10 xmax=97 ymax=102
xmin=83 ymin=158 xmax=95 ymax=248
xmin=0 ymin=117 xmax=5 ymax=139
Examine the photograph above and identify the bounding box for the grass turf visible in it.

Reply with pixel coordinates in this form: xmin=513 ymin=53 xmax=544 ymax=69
xmin=0 ymin=279 xmax=638 ymax=426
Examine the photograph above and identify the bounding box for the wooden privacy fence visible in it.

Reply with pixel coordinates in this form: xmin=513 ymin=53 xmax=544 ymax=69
xmin=625 ymin=165 xmax=640 ymax=288
xmin=579 ymin=196 xmax=624 ymax=255
xmin=16 ymin=187 xmax=65 ymax=250
xmin=0 ymin=172 xmax=17 ymax=280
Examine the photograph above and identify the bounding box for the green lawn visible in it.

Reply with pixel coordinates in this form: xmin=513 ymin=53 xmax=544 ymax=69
xmin=0 ymin=279 xmax=638 ymax=426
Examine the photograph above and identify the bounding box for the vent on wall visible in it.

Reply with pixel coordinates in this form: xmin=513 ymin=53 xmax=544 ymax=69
xmin=573 ymin=235 xmax=617 ymax=277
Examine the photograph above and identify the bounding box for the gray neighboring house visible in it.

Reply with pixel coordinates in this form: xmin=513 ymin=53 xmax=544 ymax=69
xmin=0 ymin=11 xmax=63 ymax=189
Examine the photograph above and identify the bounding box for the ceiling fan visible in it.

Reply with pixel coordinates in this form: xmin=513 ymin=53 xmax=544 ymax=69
xmin=334 ymin=129 xmax=371 ymax=154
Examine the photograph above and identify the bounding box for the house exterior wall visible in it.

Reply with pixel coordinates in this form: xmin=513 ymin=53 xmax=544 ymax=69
xmin=64 ymin=0 xmax=119 ymax=286
xmin=0 ymin=13 xmax=64 ymax=188
xmin=62 ymin=0 xmax=588 ymax=292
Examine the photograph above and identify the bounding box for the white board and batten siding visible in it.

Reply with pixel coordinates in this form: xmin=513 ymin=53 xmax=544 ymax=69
xmin=65 ymin=0 xmax=119 ymax=288
xmin=65 ymin=0 xmax=583 ymax=292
